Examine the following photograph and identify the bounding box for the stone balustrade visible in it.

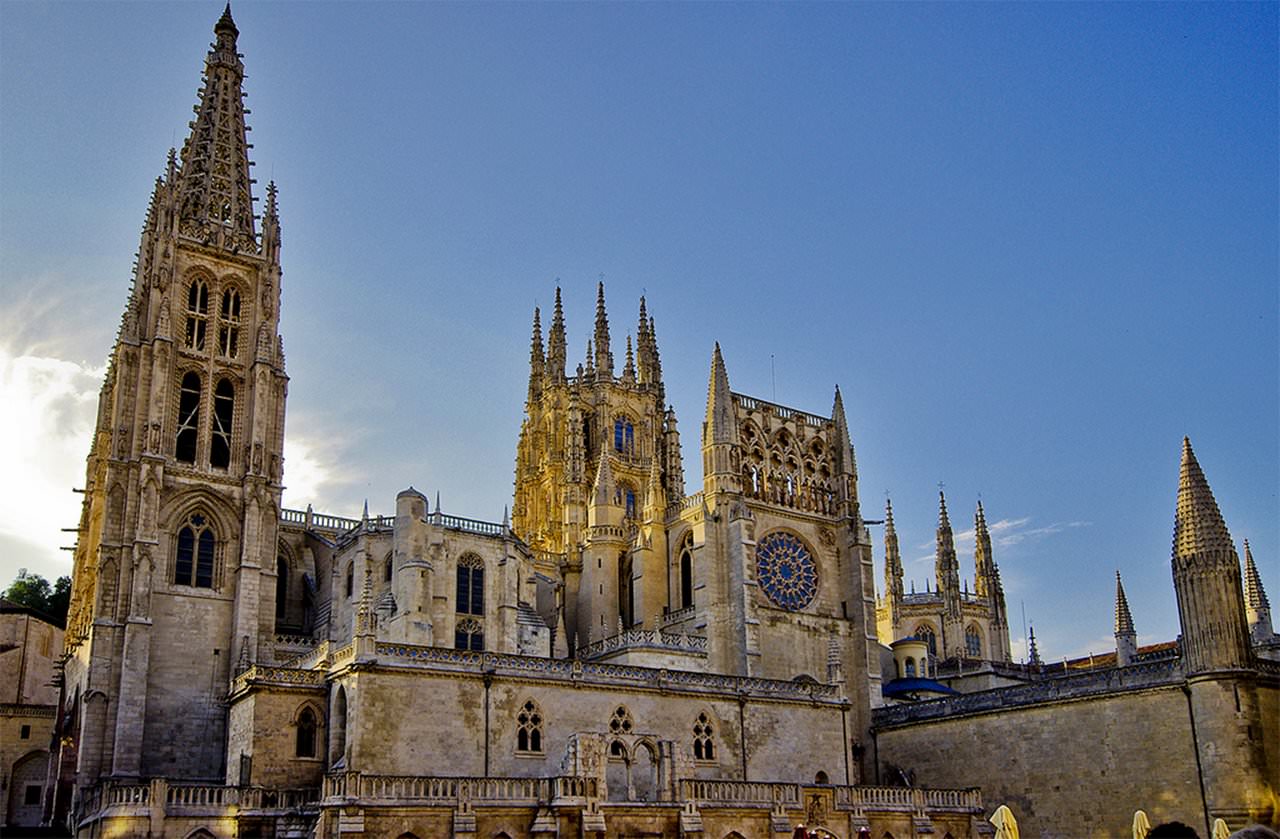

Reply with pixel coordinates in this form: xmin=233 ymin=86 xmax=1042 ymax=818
xmin=324 ymin=773 xmax=596 ymax=805
xmin=733 ymin=392 xmax=828 ymax=427
xmin=78 ymin=780 xmax=319 ymax=828
xmin=581 ymin=627 xmax=709 ymax=659
xmin=680 ymin=779 xmax=801 ymax=807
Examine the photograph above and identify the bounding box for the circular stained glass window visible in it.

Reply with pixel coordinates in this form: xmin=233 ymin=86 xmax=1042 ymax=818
xmin=756 ymin=532 xmax=818 ymax=611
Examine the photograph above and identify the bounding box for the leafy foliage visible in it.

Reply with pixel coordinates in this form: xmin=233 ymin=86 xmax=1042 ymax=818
xmin=4 ymin=568 xmax=71 ymax=626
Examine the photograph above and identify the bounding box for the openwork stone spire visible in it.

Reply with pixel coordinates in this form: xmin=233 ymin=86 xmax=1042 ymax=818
xmin=1243 ymin=539 xmax=1275 ymax=644
xmin=1171 ymin=437 xmax=1251 ymax=673
xmin=1115 ymin=571 xmax=1135 ymax=635
xmin=593 ymin=281 xmax=613 ymax=376
xmin=547 ymin=287 xmax=566 ymax=379
xmin=527 ymin=306 xmax=544 ymax=403
xmin=175 ymin=3 xmax=258 ymax=251
xmin=883 ymin=499 xmax=903 ymax=618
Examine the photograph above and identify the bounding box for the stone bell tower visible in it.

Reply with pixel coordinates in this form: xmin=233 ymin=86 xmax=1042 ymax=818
xmin=60 ymin=4 xmax=288 ymax=786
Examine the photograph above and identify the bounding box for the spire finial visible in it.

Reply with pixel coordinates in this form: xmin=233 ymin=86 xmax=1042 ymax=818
xmin=593 ymin=280 xmax=612 ymax=375
xmin=622 ymin=334 xmax=636 ymax=382
xmin=938 ymin=489 xmax=950 ymax=528
xmin=215 ymin=2 xmax=238 ymax=39
xmin=1028 ymin=624 xmax=1042 ymax=665
xmin=1174 ymin=436 xmax=1234 ymax=557
xmin=547 ymin=286 xmax=566 ymax=378
xmin=1243 ymin=539 xmax=1270 ymax=611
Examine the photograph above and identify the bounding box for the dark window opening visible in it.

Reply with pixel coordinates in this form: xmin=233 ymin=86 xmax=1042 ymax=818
xmin=210 ymin=378 xmax=234 ymax=468
xmin=175 ymin=372 xmax=201 ymax=463
xmin=175 ymin=512 xmax=215 ymax=588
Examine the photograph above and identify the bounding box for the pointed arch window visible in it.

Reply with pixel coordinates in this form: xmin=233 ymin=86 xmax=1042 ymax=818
xmin=175 ymin=512 xmax=215 ymax=588
xmin=965 ymin=625 xmax=983 ymax=659
xmin=185 ymin=279 xmax=209 ymax=351
xmin=218 ymin=287 xmax=241 ymax=358
xmin=295 ymin=706 xmax=318 ymax=758
xmin=679 ymin=533 xmax=694 ymax=610
xmin=614 ymin=417 xmax=634 ymax=454
xmin=516 ymin=699 xmax=543 ymax=754
xmin=455 ymin=618 xmax=483 ymax=651
xmin=915 ymin=624 xmax=937 ymax=658
xmin=692 ymin=711 xmax=715 ymax=761
xmin=176 ymin=372 xmax=202 ymax=463
xmin=456 ymin=555 xmax=484 ymax=616
xmin=345 ymin=563 xmax=354 ymax=599
xmin=210 ymin=378 xmax=234 ymax=469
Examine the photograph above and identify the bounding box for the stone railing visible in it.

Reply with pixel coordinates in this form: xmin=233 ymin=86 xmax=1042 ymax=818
xmin=275 ymin=632 xmax=318 ymax=650
xmin=427 ymin=511 xmax=509 ymax=537
xmin=78 ymin=780 xmax=318 ymax=827
xmin=833 ymin=785 xmax=982 ymax=813
xmin=668 ymin=491 xmax=705 ymax=519
xmin=371 ymin=642 xmax=841 ymax=703
xmin=232 ymin=664 xmax=327 ymax=695
xmin=661 ymin=605 xmax=697 ymax=627
xmin=330 ymin=643 xmax=355 ymax=668
xmin=325 ymin=773 xmax=596 ymax=805
xmin=680 ymin=779 xmax=800 ymax=807
xmin=0 ymin=703 xmax=55 ymax=717
xmin=873 ymin=656 xmax=1184 ymax=728
xmin=733 ymin=393 xmax=828 ymax=427
xmin=582 ymin=627 xmax=708 ymax=659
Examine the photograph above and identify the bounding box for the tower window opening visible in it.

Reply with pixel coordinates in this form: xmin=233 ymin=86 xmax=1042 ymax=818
xmin=680 ymin=547 xmax=693 ymax=610
xmin=965 ymin=626 xmax=982 ymax=658
xmin=455 ymin=617 xmax=484 ymax=651
xmin=185 ymin=279 xmax=209 ymax=351
xmin=210 ymin=378 xmax=234 ymax=469
xmin=516 ymin=699 xmax=543 ymax=753
xmin=174 ymin=512 xmax=215 ymax=588
xmin=295 ymin=706 xmax=318 ymax=758
xmin=218 ymin=288 xmax=241 ymax=357
xmin=693 ymin=711 xmax=715 ymax=760
xmin=175 ymin=372 xmax=202 ymax=463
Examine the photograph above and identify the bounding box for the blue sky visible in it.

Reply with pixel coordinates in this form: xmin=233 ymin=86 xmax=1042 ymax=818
xmin=1 ymin=1 xmax=1275 ymax=663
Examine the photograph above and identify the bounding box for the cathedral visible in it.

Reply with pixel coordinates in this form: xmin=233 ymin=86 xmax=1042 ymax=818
xmin=34 ymin=7 xmax=1278 ymax=839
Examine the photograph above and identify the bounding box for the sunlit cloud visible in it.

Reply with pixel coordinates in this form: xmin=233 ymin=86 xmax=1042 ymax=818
xmin=0 ymin=345 xmax=104 ymax=583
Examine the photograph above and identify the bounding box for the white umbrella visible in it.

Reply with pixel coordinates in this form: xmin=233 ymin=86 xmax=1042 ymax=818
xmin=1211 ymin=818 xmax=1230 ymax=839
xmin=1133 ymin=810 xmax=1151 ymax=839
xmin=991 ymin=805 xmax=1020 ymax=839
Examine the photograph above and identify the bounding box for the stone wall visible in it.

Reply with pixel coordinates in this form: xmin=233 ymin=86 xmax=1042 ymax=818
xmin=875 ymin=682 xmax=1204 ymax=838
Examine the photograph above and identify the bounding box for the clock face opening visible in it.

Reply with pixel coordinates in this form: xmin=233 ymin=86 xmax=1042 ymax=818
xmin=756 ymin=531 xmax=818 ymax=611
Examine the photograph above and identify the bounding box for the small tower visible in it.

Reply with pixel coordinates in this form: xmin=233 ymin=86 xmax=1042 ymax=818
xmin=1171 ymin=438 xmax=1251 ymax=673
xmin=935 ymin=491 xmax=964 ymax=658
xmin=1114 ymin=571 xmax=1137 ymax=666
xmin=1242 ymin=540 xmax=1274 ymax=645
xmin=701 ymin=344 xmax=741 ymax=496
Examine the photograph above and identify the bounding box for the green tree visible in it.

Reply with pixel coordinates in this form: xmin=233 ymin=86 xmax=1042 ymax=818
xmin=4 ymin=568 xmax=71 ymax=626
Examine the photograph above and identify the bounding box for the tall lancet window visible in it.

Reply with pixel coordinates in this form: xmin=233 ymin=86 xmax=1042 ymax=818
xmin=176 ymin=372 xmax=202 ymax=463
xmin=185 ymin=279 xmax=209 ymax=351
xmin=175 ymin=512 xmax=215 ymax=588
xmin=218 ymin=288 xmax=241 ymax=358
xmin=210 ymin=379 xmax=235 ymax=469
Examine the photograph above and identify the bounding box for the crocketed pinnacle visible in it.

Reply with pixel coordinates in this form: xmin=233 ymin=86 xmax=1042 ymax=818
xmin=527 ymin=306 xmax=544 ymax=402
xmin=593 ymin=450 xmax=616 ymax=507
xmin=175 ymin=4 xmax=257 ymax=249
xmin=1173 ymin=436 xmax=1235 ymax=558
xmin=1114 ymin=571 xmax=1135 ymax=635
xmin=1243 ymin=540 xmax=1270 ymax=611
xmin=1027 ymin=625 xmax=1042 ymax=665
xmin=622 ymin=335 xmax=636 ymax=382
xmin=547 ymin=287 xmax=566 ymax=377
xmin=593 ymin=282 xmax=612 ymax=376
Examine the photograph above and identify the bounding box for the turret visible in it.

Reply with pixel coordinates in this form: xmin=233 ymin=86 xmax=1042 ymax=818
xmin=701 ymin=343 xmax=740 ymax=496
xmin=1242 ymin=540 xmax=1274 ymax=645
xmin=1115 ymin=571 xmax=1137 ymax=666
xmin=1171 ymin=438 xmax=1252 ymax=673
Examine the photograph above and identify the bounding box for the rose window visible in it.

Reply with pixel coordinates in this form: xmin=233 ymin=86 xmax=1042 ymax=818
xmin=755 ymin=532 xmax=818 ymax=611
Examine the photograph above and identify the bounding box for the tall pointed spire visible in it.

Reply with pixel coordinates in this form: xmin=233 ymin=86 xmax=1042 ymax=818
xmin=593 ymin=281 xmax=613 ymax=377
xmin=622 ymin=334 xmax=636 ymax=383
xmin=527 ymin=306 xmax=544 ymax=404
xmin=175 ymin=4 xmax=258 ymax=251
xmin=701 ymin=343 xmax=740 ymax=495
xmin=1027 ymin=624 xmax=1042 ymax=666
xmin=935 ymin=490 xmax=962 ymax=657
xmin=1242 ymin=539 xmax=1275 ymax=644
xmin=593 ymin=451 xmax=617 ymax=507
xmin=1115 ymin=571 xmax=1138 ymax=666
xmin=547 ymin=287 xmax=566 ymax=379
xmin=704 ymin=343 xmax=736 ymax=445
xmin=1171 ymin=437 xmax=1252 ymax=673
xmin=884 ymin=498 xmax=904 ymax=634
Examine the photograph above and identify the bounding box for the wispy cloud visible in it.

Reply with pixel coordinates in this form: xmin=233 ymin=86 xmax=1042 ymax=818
xmin=908 ymin=517 xmax=1092 ymax=566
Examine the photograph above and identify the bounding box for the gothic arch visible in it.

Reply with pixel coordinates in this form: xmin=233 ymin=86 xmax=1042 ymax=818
xmin=290 ymin=699 xmax=325 ymax=726
xmin=159 ymin=486 xmax=239 ymax=542
xmin=183 ymin=830 xmax=217 ymax=839
xmin=330 ymin=684 xmax=349 ymax=768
